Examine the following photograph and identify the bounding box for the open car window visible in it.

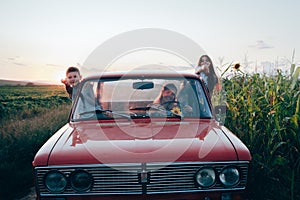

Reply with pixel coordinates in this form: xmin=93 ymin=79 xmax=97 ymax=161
xmin=71 ymin=77 xmax=212 ymax=121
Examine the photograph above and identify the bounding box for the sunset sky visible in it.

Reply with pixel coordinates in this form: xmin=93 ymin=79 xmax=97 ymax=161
xmin=0 ymin=0 xmax=299 ymax=83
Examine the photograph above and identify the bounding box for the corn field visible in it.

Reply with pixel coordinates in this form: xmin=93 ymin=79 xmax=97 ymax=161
xmin=219 ymin=65 xmax=300 ymax=199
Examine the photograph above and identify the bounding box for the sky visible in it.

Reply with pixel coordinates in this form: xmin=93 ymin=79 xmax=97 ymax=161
xmin=0 ymin=0 xmax=299 ymax=83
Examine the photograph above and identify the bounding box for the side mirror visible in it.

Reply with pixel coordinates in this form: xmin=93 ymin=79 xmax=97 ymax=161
xmin=214 ymin=105 xmax=227 ymax=125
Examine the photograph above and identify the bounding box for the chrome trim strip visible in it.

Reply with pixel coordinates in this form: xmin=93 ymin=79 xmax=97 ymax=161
xmin=35 ymin=161 xmax=249 ymax=170
xmin=40 ymin=187 xmax=247 ymax=197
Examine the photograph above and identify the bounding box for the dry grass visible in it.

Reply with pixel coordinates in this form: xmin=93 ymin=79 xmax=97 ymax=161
xmin=0 ymin=85 xmax=71 ymax=199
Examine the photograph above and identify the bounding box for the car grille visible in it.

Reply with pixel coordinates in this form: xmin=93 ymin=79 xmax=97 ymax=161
xmin=35 ymin=161 xmax=249 ymax=196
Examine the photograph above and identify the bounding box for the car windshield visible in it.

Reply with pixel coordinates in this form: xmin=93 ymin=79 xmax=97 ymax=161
xmin=71 ymin=76 xmax=212 ymax=121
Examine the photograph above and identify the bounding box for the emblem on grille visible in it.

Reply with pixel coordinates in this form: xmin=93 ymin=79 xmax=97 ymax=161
xmin=139 ymin=170 xmax=149 ymax=183
xmin=139 ymin=163 xmax=150 ymax=184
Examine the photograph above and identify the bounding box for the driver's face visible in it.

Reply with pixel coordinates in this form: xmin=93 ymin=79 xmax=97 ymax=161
xmin=162 ymin=89 xmax=175 ymax=103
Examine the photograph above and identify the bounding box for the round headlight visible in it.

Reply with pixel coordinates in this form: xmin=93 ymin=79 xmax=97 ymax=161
xmin=44 ymin=170 xmax=67 ymax=193
xmin=219 ymin=166 xmax=240 ymax=187
xmin=70 ymin=170 xmax=93 ymax=192
xmin=195 ymin=167 xmax=216 ymax=188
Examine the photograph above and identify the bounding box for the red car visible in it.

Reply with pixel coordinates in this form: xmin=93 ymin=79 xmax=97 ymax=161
xmin=33 ymin=70 xmax=251 ymax=200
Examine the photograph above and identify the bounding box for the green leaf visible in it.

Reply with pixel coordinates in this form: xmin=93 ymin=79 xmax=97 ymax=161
xmin=290 ymin=66 xmax=300 ymax=90
xmin=221 ymin=62 xmax=233 ymax=77
xmin=272 ymin=155 xmax=288 ymax=167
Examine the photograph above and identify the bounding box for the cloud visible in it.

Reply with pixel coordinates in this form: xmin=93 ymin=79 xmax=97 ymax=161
xmin=13 ymin=62 xmax=27 ymax=66
xmin=249 ymin=40 xmax=274 ymax=49
xmin=5 ymin=56 xmax=26 ymax=66
xmin=7 ymin=56 xmax=20 ymax=60
xmin=45 ymin=63 xmax=63 ymax=68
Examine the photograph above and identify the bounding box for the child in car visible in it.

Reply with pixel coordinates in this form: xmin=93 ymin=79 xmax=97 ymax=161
xmin=61 ymin=66 xmax=82 ymax=100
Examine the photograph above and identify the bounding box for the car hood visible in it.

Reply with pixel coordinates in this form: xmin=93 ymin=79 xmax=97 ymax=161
xmin=47 ymin=119 xmax=239 ymax=165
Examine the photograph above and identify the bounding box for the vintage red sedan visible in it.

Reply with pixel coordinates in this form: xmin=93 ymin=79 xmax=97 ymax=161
xmin=33 ymin=70 xmax=251 ymax=200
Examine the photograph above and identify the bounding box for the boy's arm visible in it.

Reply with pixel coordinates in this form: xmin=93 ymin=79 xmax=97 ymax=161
xmin=65 ymin=84 xmax=73 ymax=98
xmin=61 ymin=79 xmax=73 ymax=99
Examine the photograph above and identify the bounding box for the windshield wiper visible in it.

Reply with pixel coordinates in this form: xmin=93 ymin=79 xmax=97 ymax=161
xmin=78 ymin=108 xmax=132 ymax=120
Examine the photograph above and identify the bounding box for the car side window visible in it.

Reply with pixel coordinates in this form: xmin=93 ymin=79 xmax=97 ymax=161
xmin=73 ymin=82 xmax=97 ymax=119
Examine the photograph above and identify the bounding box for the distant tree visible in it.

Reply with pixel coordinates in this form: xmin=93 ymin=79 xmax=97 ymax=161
xmin=26 ymin=82 xmax=34 ymax=86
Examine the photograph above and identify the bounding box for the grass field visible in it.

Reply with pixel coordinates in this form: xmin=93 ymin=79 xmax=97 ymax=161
xmin=0 ymin=85 xmax=71 ymax=199
xmin=0 ymin=71 xmax=299 ymax=199
xmin=0 ymin=85 xmax=70 ymax=122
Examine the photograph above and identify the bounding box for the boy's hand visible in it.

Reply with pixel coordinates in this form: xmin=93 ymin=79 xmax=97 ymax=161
xmin=61 ymin=79 xmax=67 ymax=85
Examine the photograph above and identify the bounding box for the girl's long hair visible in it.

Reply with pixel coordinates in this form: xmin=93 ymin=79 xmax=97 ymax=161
xmin=197 ymin=55 xmax=218 ymax=96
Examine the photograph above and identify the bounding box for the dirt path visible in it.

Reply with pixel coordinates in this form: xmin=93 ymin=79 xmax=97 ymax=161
xmin=16 ymin=187 xmax=36 ymax=200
